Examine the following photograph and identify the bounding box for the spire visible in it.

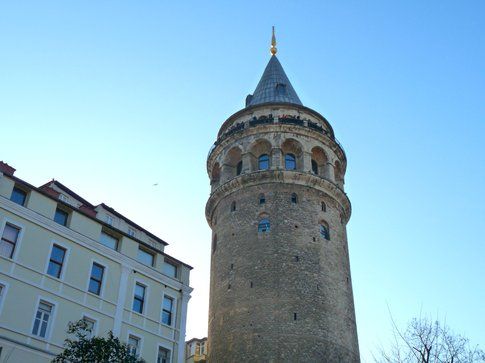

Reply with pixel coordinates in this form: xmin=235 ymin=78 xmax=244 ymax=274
xmin=245 ymin=29 xmax=302 ymax=107
xmin=270 ymin=26 xmax=277 ymax=56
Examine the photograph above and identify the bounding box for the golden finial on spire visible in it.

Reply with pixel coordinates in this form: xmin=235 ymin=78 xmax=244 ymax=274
xmin=270 ymin=26 xmax=277 ymax=56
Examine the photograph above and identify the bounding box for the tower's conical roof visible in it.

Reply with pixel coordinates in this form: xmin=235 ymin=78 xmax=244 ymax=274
xmin=246 ymin=55 xmax=302 ymax=107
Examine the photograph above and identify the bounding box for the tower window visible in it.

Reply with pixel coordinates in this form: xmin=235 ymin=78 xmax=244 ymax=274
xmin=285 ymin=153 xmax=296 ymax=170
xmin=236 ymin=161 xmax=243 ymax=176
xmin=258 ymin=154 xmax=269 ymax=170
xmin=321 ymin=201 xmax=326 ymax=212
xmin=231 ymin=201 xmax=236 ymax=212
xmin=311 ymin=159 xmax=318 ymax=174
xmin=291 ymin=193 xmax=298 ymax=204
xmin=258 ymin=218 xmax=270 ymax=233
xmin=320 ymin=224 xmax=330 ymax=240
xmin=259 ymin=194 xmax=266 ymax=205
xmin=212 ymin=234 xmax=217 ymax=254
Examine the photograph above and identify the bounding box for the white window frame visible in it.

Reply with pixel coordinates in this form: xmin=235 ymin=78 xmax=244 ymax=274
xmin=0 ymin=217 xmax=25 ymax=261
xmin=131 ymin=278 xmax=149 ymax=316
xmin=137 ymin=247 xmax=155 ymax=267
xmin=43 ymin=239 xmax=71 ymax=281
xmin=99 ymin=231 xmax=119 ymax=251
xmin=156 ymin=343 xmax=172 ymax=363
xmin=161 ymin=292 xmax=177 ymax=328
xmin=86 ymin=259 xmax=108 ymax=298
xmin=31 ymin=296 xmax=57 ymax=341
xmin=0 ymin=280 xmax=10 ymax=315
xmin=81 ymin=313 xmax=98 ymax=338
xmin=127 ymin=331 xmax=143 ymax=357
xmin=106 ymin=215 xmax=113 ymax=225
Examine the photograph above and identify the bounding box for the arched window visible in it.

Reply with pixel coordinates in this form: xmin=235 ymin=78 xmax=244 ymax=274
xmin=258 ymin=218 xmax=270 ymax=233
xmin=259 ymin=194 xmax=266 ymax=205
xmin=231 ymin=201 xmax=236 ymax=212
xmin=320 ymin=224 xmax=330 ymax=240
xmin=258 ymin=154 xmax=269 ymax=170
xmin=285 ymin=153 xmax=296 ymax=170
xmin=236 ymin=161 xmax=243 ymax=176
xmin=311 ymin=159 xmax=318 ymax=175
xmin=321 ymin=201 xmax=326 ymax=212
xmin=291 ymin=193 xmax=298 ymax=204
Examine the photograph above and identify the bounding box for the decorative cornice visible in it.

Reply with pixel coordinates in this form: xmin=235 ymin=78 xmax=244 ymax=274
xmin=205 ymin=170 xmax=351 ymax=226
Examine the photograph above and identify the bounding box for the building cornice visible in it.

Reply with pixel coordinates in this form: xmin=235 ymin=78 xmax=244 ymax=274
xmin=205 ymin=170 xmax=351 ymax=226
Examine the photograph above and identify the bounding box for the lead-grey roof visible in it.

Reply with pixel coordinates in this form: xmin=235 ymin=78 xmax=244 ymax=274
xmin=246 ymin=55 xmax=302 ymax=107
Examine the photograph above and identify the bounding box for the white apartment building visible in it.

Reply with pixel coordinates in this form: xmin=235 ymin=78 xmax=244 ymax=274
xmin=0 ymin=161 xmax=192 ymax=362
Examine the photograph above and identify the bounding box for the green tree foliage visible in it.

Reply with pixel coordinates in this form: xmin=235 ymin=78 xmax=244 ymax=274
xmin=53 ymin=320 xmax=145 ymax=363
xmin=375 ymin=315 xmax=485 ymax=363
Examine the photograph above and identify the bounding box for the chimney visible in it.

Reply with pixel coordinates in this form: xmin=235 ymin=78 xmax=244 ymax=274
xmin=0 ymin=161 xmax=16 ymax=176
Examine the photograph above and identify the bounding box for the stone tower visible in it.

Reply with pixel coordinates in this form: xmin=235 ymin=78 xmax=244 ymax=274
xmin=205 ymin=31 xmax=360 ymax=362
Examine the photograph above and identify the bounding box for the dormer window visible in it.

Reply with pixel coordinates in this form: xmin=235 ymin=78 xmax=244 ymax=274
xmin=163 ymin=260 xmax=178 ymax=278
xmin=276 ymin=83 xmax=287 ymax=96
xmin=10 ymin=187 xmax=27 ymax=206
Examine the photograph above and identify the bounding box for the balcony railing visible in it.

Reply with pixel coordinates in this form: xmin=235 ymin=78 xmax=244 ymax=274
xmin=207 ymin=115 xmax=346 ymax=160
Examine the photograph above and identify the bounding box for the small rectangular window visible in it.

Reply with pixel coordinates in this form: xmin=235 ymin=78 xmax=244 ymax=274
xmin=88 ymin=263 xmax=104 ymax=295
xmin=128 ymin=335 xmax=140 ymax=356
xmin=137 ymin=247 xmax=154 ymax=267
xmin=54 ymin=208 xmax=69 ymax=226
xmin=132 ymin=283 xmax=146 ymax=314
xmin=47 ymin=244 xmax=66 ymax=278
xmin=157 ymin=347 xmax=171 ymax=363
xmin=10 ymin=187 xmax=27 ymax=206
xmin=59 ymin=194 xmax=68 ymax=203
xmin=0 ymin=223 xmax=20 ymax=259
xmin=162 ymin=296 xmax=174 ymax=326
xmin=82 ymin=317 xmax=96 ymax=338
xmin=99 ymin=232 xmax=118 ymax=250
xmin=128 ymin=227 xmax=135 ymax=237
xmin=163 ymin=261 xmax=178 ymax=278
xmin=32 ymin=301 xmax=53 ymax=338
xmin=106 ymin=215 xmax=113 ymax=225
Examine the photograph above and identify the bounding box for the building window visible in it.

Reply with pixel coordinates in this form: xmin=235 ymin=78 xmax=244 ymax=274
xmin=128 ymin=227 xmax=135 ymax=237
xmin=258 ymin=154 xmax=269 ymax=170
xmin=59 ymin=194 xmax=69 ymax=203
xmin=320 ymin=224 xmax=330 ymax=240
xmin=258 ymin=218 xmax=270 ymax=233
xmin=128 ymin=335 xmax=140 ymax=356
xmin=285 ymin=153 xmax=296 ymax=170
xmin=99 ymin=231 xmax=118 ymax=250
xmin=47 ymin=244 xmax=66 ymax=278
xmin=321 ymin=201 xmax=326 ymax=212
xmin=291 ymin=193 xmax=298 ymax=204
xmin=132 ymin=283 xmax=146 ymax=314
xmin=230 ymin=201 xmax=236 ymax=212
xmin=0 ymin=223 xmax=20 ymax=259
xmin=212 ymin=234 xmax=217 ymax=254
xmin=137 ymin=247 xmax=154 ymax=267
xmin=236 ymin=161 xmax=243 ymax=176
xmin=162 ymin=296 xmax=174 ymax=326
xmin=32 ymin=301 xmax=53 ymax=338
xmin=311 ymin=159 xmax=318 ymax=174
xmin=163 ymin=261 xmax=178 ymax=278
xmin=106 ymin=215 xmax=113 ymax=225
xmin=82 ymin=317 xmax=96 ymax=338
xmin=259 ymin=193 xmax=266 ymax=204
xmin=10 ymin=187 xmax=27 ymax=206
xmin=157 ymin=347 xmax=171 ymax=363
xmin=54 ymin=208 xmax=69 ymax=226
xmin=88 ymin=263 xmax=104 ymax=295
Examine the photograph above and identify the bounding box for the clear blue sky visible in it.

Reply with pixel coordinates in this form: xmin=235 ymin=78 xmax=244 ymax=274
xmin=1 ymin=1 xmax=484 ymax=361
